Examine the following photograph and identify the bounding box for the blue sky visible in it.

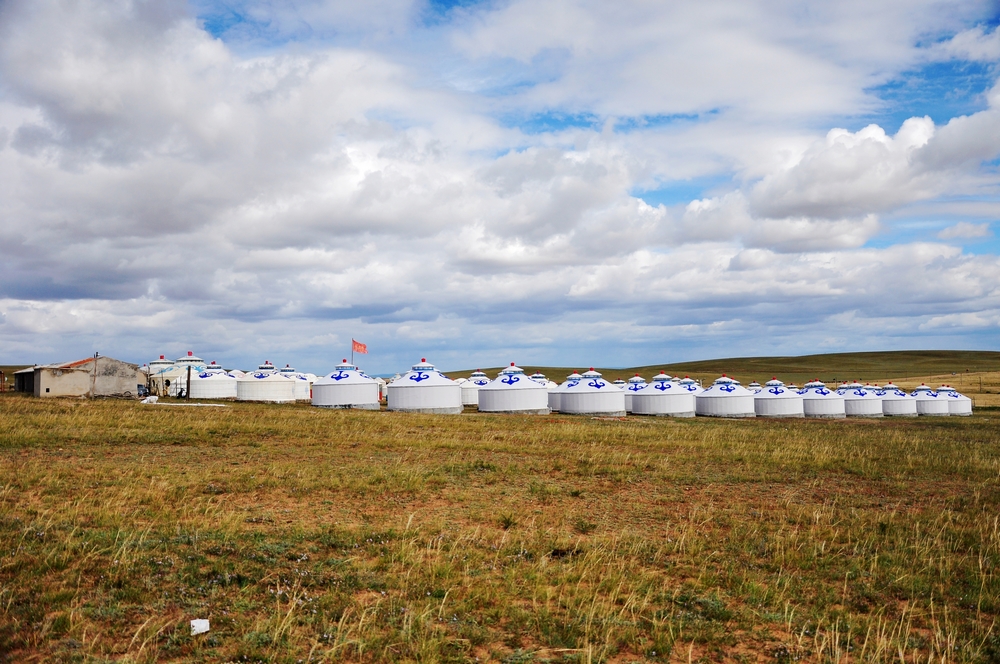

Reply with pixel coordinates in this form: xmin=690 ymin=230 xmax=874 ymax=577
xmin=0 ymin=0 xmax=998 ymax=374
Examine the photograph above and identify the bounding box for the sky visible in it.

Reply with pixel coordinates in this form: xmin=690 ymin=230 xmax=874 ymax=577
xmin=0 ymin=0 xmax=999 ymax=374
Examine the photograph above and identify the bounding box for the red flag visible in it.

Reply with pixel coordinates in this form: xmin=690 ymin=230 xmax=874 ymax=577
xmin=352 ymin=339 xmax=368 ymax=354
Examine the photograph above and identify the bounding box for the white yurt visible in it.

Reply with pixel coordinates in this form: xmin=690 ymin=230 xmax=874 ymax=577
xmin=478 ymin=363 xmax=550 ymax=414
xmin=529 ymin=372 xmax=547 ymax=384
xmin=386 ymin=359 xmax=463 ymax=414
xmin=375 ymin=377 xmax=387 ymax=400
xmin=695 ymin=375 xmax=755 ymax=418
xmin=462 ymin=370 xmax=490 ymax=406
xmin=189 ymin=370 xmax=238 ymax=399
xmin=799 ymin=380 xmax=846 ymax=419
xmin=937 ymin=385 xmax=973 ymax=416
xmin=229 ymin=369 xmax=246 ymax=378
xmin=237 ymin=371 xmax=295 ymax=403
xmin=548 ymin=371 xmax=582 ymax=412
xmin=877 ymin=383 xmax=918 ymax=416
xmin=146 ymin=354 xmax=184 ymax=396
xmin=256 ymin=360 xmax=277 ymax=373
xmin=203 ymin=361 xmax=227 ymax=374
xmin=631 ymin=372 xmax=696 ymax=417
xmin=612 ymin=379 xmax=627 ymax=389
xmin=911 ymin=384 xmax=950 ymax=416
xmin=279 ymin=364 xmax=312 ymax=401
xmin=560 ymin=369 xmax=626 ymax=416
xmin=747 ymin=381 xmax=762 ymax=392
xmin=754 ymin=378 xmax=804 ymax=418
xmin=624 ymin=374 xmax=647 ymax=412
xmin=838 ymin=381 xmax=883 ymax=418
xmin=312 ymin=360 xmax=380 ymax=410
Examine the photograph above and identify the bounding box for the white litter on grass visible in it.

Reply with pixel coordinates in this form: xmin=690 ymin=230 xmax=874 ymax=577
xmin=191 ymin=619 xmax=210 ymax=635
xmin=140 ymin=396 xmax=158 ymax=404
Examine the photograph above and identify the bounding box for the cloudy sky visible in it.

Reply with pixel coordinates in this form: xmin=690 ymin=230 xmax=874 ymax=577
xmin=1 ymin=0 xmax=998 ymax=374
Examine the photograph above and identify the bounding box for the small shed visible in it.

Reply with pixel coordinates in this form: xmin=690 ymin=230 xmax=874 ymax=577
xmin=32 ymin=356 xmax=140 ymax=398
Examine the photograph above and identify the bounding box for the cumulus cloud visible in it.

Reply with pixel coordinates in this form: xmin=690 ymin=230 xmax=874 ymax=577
xmin=1 ymin=0 xmax=999 ymax=370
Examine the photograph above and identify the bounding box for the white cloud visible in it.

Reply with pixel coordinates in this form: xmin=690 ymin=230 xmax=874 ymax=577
xmin=938 ymin=221 xmax=993 ymax=239
xmin=928 ymin=25 xmax=1000 ymax=62
xmin=1 ymin=0 xmax=999 ymax=370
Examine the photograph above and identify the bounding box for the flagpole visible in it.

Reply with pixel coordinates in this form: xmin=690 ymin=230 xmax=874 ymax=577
xmin=351 ymin=339 xmax=354 ymax=366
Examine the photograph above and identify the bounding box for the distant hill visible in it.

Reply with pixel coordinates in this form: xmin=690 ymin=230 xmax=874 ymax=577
xmin=448 ymin=350 xmax=1000 ymax=386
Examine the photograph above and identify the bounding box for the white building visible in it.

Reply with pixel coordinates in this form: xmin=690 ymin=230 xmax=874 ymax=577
xmin=911 ymin=384 xmax=950 ymax=416
xmin=386 ymin=359 xmax=463 ymax=414
xmin=548 ymin=371 xmax=583 ymax=413
xmin=560 ymin=369 xmax=626 ymax=416
xmin=695 ymin=375 xmax=755 ymax=418
xmin=462 ymin=370 xmax=490 ymax=406
xmin=189 ymin=370 xmax=238 ymax=399
xmin=631 ymin=372 xmax=696 ymax=417
xmin=623 ymin=374 xmax=647 ymax=412
xmin=236 ymin=371 xmax=295 ymax=403
xmin=937 ymin=385 xmax=973 ymax=416
xmin=477 ymin=363 xmax=550 ymax=414
xmin=838 ymin=381 xmax=883 ymax=418
xmin=799 ymin=380 xmax=846 ymax=419
xmin=753 ymin=378 xmax=804 ymax=418
xmin=877 ymin=383 xmax=918 ymax=416
xmin=312 ymin=360 xmax=380 ymax=410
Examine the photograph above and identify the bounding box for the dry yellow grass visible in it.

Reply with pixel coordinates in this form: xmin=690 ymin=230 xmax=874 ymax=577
xmin=1 ymin=394 xmax=1000 ymax=662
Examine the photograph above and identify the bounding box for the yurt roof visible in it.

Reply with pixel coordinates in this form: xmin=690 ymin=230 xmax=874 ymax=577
xmin=175 ymin=351 xmax=204 ymax=364
xmin=563 ymin=369 xmax=614 ymax=393
xmin=699 ymin=375 xmax=753 ymax=397
xmin=482 ymin=363 xmax=547 ymax=391
xmin=240 ymin=371 xmax=291 ymax=382
xmin=314 ymin=360 xmax=375 ymax=386
xmin=392 ymin=359 xmax=456 ymax=388
xmin=194 ymin=370 xmax=236 ymax=380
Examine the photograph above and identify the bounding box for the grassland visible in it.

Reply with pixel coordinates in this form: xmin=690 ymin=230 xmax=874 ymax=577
xmin=2 ymin=391 xmax=1000 ymax=662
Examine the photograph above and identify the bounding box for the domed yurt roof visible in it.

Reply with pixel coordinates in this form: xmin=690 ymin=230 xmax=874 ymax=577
xmin=626 ymin=374 xmax=647 ymax=390
xmin=468 ymin=370 xmax=490 ymax=387
xmin=756 ymin=378 xmax=800 ymax=399
xmin=314 ymin=360 xmax=374 ymax=385
xmin=257 ymin=360 xmax=276 ymax=372
xmin=529 ymin=372 xmax=547 ymax=383
xmin=175 ymin=351 xmax=204 ymax=366
xmin=149 ymin=354 xmax=175 ymax=371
